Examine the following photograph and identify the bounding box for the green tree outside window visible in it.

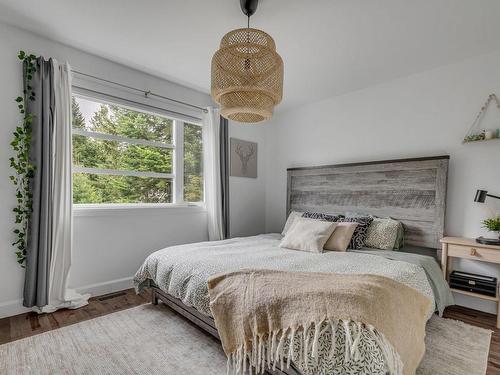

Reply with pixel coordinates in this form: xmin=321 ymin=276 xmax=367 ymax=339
xmin=72 ymin=96 xmax=203 ymax=204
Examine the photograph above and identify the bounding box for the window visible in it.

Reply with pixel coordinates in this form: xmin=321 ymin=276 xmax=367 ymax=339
xmin=72 ymin=95 xmax=203 ymax=205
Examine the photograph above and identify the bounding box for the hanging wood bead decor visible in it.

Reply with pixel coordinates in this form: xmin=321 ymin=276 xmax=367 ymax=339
xmin=463 ymin=94 xmax=500 ymax=143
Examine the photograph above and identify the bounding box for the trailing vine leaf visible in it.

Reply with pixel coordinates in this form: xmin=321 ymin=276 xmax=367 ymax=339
xmin=10 ymin=51 xmax=37 ymax=267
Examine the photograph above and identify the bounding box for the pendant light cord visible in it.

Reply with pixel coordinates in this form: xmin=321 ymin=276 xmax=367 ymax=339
xmin=245 ymin=15 xmax=251 ymax=70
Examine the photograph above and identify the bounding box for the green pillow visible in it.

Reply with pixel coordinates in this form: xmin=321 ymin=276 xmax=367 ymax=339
xmin=393 ymin=222 xmax=405 ymax=250
xmin=364 ymin=217 xmax=403 ymax=250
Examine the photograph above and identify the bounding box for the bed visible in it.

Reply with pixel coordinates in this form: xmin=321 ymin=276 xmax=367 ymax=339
xmin=134 ymin=155 xmax=452 ymax=375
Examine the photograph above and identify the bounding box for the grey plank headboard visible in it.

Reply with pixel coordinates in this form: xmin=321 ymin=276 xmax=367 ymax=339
xmin=287 ymin=156 xmax=449 ymax=249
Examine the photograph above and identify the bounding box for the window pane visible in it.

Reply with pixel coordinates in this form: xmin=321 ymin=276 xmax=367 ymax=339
xmin=72 ymin=96 xmax=173 ymax=144
xmin=73 ymin=173 xmax=172 ymax=204
xmin=73 ymin=135 xmax=172 ymax=174
xmin=183 ymin=123 xmax=203 ymax=202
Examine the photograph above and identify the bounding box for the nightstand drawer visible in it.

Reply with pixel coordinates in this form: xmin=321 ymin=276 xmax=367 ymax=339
xmin=448 ymin=244 xmax=500 ymax=263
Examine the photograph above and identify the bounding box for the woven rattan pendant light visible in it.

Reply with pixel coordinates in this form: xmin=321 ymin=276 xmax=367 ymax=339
xmin=211 ymin=0 xmax=283 ymax=123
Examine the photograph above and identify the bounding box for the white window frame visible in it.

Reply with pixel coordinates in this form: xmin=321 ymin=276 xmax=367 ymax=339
xmin=71 ymin=93 xmax=204 ymax=212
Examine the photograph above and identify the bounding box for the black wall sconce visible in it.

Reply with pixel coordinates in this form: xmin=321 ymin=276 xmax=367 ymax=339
xmin=474 ymin=189 xmax=500 ymax=245
xmin=474 ymin=189 xmax=500 ymax=203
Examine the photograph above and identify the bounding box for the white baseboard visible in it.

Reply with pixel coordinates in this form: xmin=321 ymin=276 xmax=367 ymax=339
xmin=0 ymin=299 xmax=31 ymax=319
xmin=75 ymin=276 xmax=134 ymax=298
xmin=0 ymin=276 xmax=134 ymax=319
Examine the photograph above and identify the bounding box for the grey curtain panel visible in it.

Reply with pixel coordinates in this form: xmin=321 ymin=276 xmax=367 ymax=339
xmin=219 ymin=116 xmax=230 ymax=239
xmin=23 ymin=57 xmax=55 ymax=308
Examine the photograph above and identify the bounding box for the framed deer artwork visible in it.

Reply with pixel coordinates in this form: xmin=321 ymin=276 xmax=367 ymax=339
xmin=230 ymin=138 xmax=258 ymax=178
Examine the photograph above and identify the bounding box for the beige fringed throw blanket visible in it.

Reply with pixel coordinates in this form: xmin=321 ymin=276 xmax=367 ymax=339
xmin=208 ymin=269 xmax=432 ymax=375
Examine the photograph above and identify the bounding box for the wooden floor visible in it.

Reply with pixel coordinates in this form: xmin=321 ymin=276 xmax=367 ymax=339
xmin=0 ymin=288 xmax=150 ymax=346
xmin=0 ymin=289 xmax=499 ymax=374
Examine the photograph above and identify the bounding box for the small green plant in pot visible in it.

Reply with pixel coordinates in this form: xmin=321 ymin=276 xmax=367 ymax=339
xmin=482 ymin=217 xmax=500 ymax=240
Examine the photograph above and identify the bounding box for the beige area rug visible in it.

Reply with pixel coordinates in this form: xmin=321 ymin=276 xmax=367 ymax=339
xmin=0 ymin=304 xmax=491 ymax=375
xmin=418 ymin=315 xmax=492 ymax=375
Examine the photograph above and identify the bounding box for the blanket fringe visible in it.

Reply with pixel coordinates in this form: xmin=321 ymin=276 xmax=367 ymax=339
xmin=226 ymin=319 xmax=403 ymax=375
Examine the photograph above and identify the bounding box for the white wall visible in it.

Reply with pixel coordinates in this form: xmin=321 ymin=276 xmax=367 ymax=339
xmin=229 ymin=122 xmax=267 ymax=237
xmin=264 ymin=51 xmax=500 ymax=313
xmin=70 ymin=207 xmax=208 ymax=297
xmin=0 ymin=22 xmax=267 ymax=318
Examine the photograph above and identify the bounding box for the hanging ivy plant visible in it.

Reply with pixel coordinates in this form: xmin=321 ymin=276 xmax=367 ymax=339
xmin=9 ymin=51 xmax=37 ymax=267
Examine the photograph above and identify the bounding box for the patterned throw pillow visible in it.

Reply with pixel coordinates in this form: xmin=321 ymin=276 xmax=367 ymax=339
xmin=340 ymin=216 xmax=374 ymax=249
xmin=364 ymin=217 xmax=401 ymax=250
xmin=302 ymin=212 xmax=344 ymax=222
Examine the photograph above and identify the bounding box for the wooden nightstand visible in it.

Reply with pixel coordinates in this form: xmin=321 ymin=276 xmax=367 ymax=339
xmin=441 ymin=236 xmax=500 ymax=327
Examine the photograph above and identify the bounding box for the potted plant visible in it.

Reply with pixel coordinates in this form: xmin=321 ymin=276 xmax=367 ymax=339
xmin=482 ymin=217 xmax=500 ymax=240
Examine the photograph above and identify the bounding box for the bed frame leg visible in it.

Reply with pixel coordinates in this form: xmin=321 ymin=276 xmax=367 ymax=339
xmin=152 ymin=290 xmax=159 ymax=305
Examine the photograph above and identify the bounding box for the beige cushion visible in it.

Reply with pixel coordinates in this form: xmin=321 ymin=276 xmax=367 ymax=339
xmin=281 ymin=211 xmax=303 ymax=236
xmin=280 ymin=218 xmax=337 ymax=253
xmin=324 ymin=222 xmax=359 ymax=251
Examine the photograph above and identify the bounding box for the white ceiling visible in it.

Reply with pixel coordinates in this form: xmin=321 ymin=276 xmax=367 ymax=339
xmin=1 ymin=0 xmax=500 ymax=111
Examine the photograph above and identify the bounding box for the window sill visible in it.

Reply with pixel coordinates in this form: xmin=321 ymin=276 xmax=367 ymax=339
xmin=73 ymin=203 xmax=206 ymax=217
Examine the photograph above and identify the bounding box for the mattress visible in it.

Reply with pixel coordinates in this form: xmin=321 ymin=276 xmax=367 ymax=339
xmin=134 ymin=234 xmax=450 ymax=375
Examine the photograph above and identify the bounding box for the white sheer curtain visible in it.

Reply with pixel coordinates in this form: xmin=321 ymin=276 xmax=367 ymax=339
xmin=34 ymin=61 xmax=89 ymax=313
xmin=203 ymin=107 xmax=224 ymax=241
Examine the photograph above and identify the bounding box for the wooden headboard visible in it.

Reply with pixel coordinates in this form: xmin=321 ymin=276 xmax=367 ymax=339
xmin=287 ymin=156 xmax=449 ymax=249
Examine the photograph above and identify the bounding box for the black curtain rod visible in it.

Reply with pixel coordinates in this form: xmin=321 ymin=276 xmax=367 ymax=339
xmin=73 ymin=85 xmax=203 ymax=122
xmin=71 ymin=69 xmax=208 ymax=113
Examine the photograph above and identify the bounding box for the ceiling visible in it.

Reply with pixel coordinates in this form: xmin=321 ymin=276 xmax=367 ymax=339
xmin=1 ymin=0 xmax=500 ymax=111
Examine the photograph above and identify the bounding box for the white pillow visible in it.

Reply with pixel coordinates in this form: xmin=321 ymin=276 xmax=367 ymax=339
xmin=281 ymin=211 xmax=303 ymax=236
xmin=280 ymin=217 xmax=337 ymax=253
